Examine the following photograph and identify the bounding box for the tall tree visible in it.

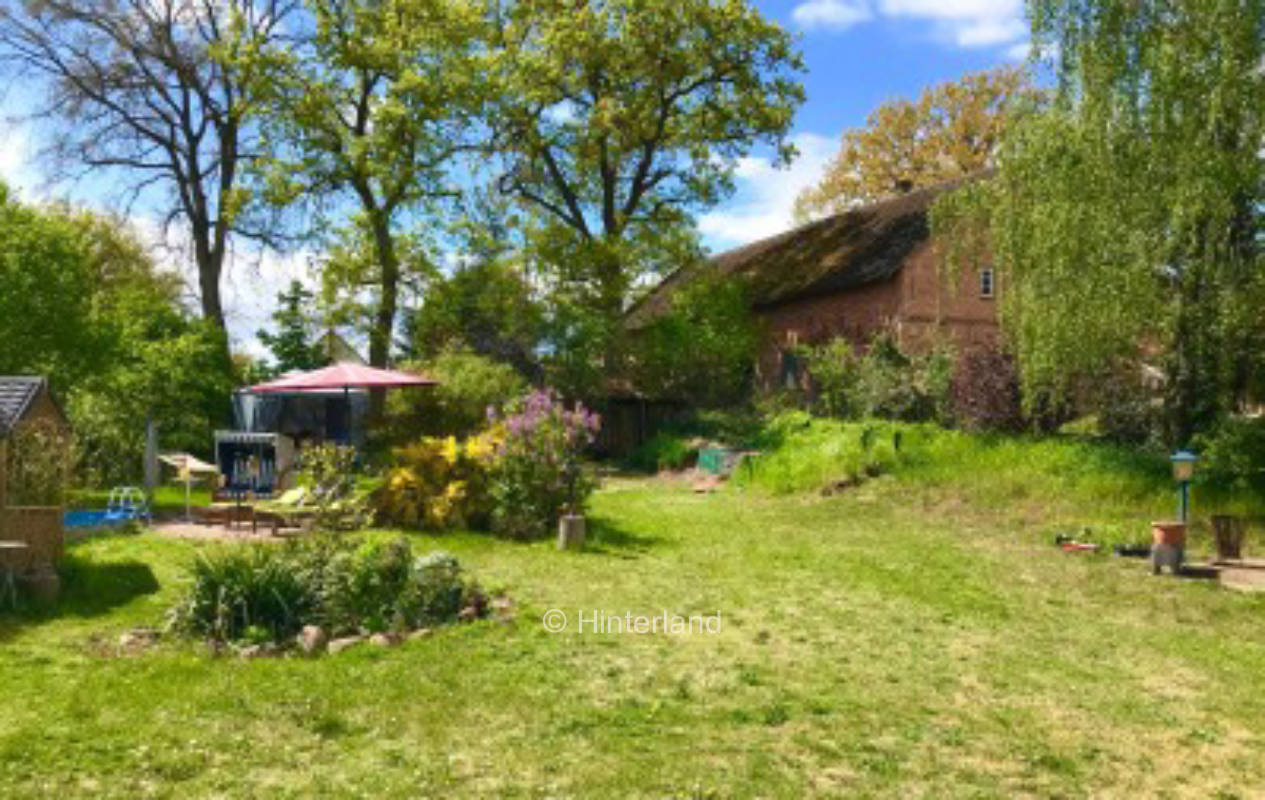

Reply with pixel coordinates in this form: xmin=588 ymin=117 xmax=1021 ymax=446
xmin=0 ymin=183 xmax=230 ymax=482
xmin=796 ymin=67 xmax=1039 ymax=220
xmin=253 ymin=0 xmax=486 ymax=382
xmin=0 ymin=0 xmax=298 ymax=358
xmin=489 ymin=0 xmax=804 ymax=321
xmin=257 ymin=280 xmax=329 ymax=375
xmin=933 ymin=1 xmax=1265 ymax=443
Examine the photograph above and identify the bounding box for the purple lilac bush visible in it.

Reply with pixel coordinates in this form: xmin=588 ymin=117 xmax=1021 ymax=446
xmin=487 ymin=389 xmax=601 ymax=539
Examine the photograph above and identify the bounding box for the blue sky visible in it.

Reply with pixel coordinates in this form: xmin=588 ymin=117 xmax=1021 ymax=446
xmin=0 ymin=0 xmax=1028 ymax=354
xmin=699 ymin=0 xmax=1028 ymax=247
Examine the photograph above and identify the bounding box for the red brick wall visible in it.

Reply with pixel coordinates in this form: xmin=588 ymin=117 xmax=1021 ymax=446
xmin=753 ymin=241 xmax=999 ymax=390
xmin=896 ymin=242 xmax=999 ymax=352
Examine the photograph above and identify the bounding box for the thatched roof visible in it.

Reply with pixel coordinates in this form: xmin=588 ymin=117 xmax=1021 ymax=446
xmin=626 ymin=180 xmax=962 ymax=329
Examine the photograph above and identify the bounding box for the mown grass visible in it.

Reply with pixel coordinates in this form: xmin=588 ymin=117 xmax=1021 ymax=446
xmin=3 ymin=432 xmax=1265 ymax=797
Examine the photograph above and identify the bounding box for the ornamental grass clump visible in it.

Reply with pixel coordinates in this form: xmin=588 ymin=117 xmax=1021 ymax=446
xmin=168 ymin=535 xmax=484 ymax=643
xmin=488 ymin=389 xmax=600 ymax=539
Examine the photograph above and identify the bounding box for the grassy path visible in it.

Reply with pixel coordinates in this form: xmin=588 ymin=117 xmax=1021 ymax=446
xmin=2 ymin=477 xmax=1264 ymax=797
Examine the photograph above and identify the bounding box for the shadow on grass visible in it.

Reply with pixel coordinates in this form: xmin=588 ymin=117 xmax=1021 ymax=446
xmin=580 ymin=516 xmax=662 ymax=558
xmin=0 ymin=554 xmax=161 ymax=641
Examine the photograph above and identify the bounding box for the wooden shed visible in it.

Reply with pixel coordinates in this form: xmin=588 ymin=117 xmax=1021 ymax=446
xmin=0 ymin=376 xmax=70 ymax=584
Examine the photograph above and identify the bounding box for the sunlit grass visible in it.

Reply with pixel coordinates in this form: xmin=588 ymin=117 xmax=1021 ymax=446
xmin=3 ymin=446 xmax=1265 ymax=796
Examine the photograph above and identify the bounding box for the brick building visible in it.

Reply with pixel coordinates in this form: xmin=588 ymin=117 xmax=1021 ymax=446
xmin=628 ymin=181 xmax=999 ymax=391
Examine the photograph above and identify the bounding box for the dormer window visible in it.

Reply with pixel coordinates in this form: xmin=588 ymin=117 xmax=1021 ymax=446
xmin=979 ymin=268 xmax=995 ymax=299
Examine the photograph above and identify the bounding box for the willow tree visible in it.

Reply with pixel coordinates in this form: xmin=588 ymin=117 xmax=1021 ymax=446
xmin=489 ymin=0 xmax=804 ymax=323
xmin=254 ymin=0 xmax=487 ymax=375
xmin=934 ymin=0 xmax=1265 ymax=443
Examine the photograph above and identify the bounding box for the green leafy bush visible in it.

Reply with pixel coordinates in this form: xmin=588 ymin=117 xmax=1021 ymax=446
xmin=796 ymin=333 xmax=953 ymax=424
xmin=626 ymin=432 xmax=695 ymax=473
xmin=854 ymin=334 xmax=953 ymax=422
xmin=735 ymin=415 xmax=908 ymax=494
xmin=1193 ymin=417 xmax=1265 ymax=501
xmin=383 ymin=348 xmax=526 ymax=442
xmin=625 ymin=273 xmax=759 ymax=406
xmin=803 ymin=338 xmax=859 ymax=418
xmin=169 ymin=535 xmax=480 ymax=642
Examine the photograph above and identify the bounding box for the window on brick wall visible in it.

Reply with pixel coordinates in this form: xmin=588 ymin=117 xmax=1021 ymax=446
xmin=979 ymin=268 xmax=995 ymax=298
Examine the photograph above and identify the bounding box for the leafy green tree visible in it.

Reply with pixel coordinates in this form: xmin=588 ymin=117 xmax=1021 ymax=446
xmin=384 ymin=347 xmax=527 ymax=441
xmin=0 ymin=184 xmax=100 ymax=384
xmin=489 ymin=0 xmax=804 ymax=322
xmin=257 ymin=280 xmax=330 ymax=376
xmin=934 ymin=1 xmax=1265 ymax=443
xmin=795 ymin=67 xmax=1040 ymax=219
xmin=625 ymin=274 xmax=758 ymax=407
xmin=406 ymin=259 xmax=544 ymax=378
xmin=0 ymin=186 xmax=231 ymax=483
xmin=253 ymin=0 xmax=487 ymax=378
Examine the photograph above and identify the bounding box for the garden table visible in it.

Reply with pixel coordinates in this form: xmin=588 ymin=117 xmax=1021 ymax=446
xmin=0 ymin=541 xmax=31 ymax=608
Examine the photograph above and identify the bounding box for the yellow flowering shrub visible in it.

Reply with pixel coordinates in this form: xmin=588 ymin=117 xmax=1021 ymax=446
xmin=374 ymin=428 xmax=504 ymax=530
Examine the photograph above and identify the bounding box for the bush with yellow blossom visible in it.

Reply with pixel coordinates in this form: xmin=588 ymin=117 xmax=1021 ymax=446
xmin=374 ymin=426 xmax=504 ymax=530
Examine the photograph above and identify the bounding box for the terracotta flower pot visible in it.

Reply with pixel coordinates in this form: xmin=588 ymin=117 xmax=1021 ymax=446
xmin=1151 ymin=521 xmax=1186 ymax=575
xmin=1151 ymin=521 xmax=1187 ymax=548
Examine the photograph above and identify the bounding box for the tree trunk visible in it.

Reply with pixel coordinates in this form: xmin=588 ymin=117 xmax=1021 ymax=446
xmin=367 ymin=211 xmax=399 ymax=420
xmin=191 ymin=216 xmax=233 ymax=372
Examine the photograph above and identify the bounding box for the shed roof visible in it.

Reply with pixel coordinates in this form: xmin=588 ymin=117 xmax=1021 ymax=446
xmin=0 ymin=376 xmax=46 ymax=435
xmin=626 ymin=178 xmax=968 ymax=329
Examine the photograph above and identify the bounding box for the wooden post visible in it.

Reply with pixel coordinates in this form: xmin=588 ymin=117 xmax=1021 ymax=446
xmin=557 ymin=514 xmax=586 ymax=551
xmin=144 ymin=418 xmax=159 ymax=505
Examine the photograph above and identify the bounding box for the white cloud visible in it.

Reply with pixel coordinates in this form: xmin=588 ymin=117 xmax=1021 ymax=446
xmin=793 ymin=0 xmax=1028 ymax=52
xmin=221 ymin=247 xmax=322 ymax=361
xmin=130 ymin=215 xmax=323 ymax=361
xmin=0 ymin=122 xmax=44 ymax=201
xmin=792 ymin=0 xmax=872 ymax=31
xmin=1005 ymin=40 xmax=1033 ymax=62
xmin=698 ymin=131 xmax=838 ymax=249
xmin=952 ymin=16 xmax=1027 ymax=48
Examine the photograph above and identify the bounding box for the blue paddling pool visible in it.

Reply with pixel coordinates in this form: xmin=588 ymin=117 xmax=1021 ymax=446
xmin=64 ymin=487 xmax=151 ymax=529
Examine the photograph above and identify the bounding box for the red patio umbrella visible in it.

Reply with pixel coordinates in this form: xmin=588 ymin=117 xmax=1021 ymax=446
xmin=248 ymin=362 xmax=437 ymax=393
xmin=248 ymin=362 xmax=437 ymax=453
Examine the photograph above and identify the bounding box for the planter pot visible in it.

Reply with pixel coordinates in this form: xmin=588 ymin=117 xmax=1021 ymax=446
xmin=1211 ymin=515 xmax=1247 ymax=562
xmin=1151 ymin=521 xmax=1186 ymax=575
xmin=557 ymin=514 xmax=586 ymax=551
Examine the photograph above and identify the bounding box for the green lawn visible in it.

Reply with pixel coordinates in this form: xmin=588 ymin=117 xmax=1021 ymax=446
xmin=4 ymin=465 xmax=1265 ymax=797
